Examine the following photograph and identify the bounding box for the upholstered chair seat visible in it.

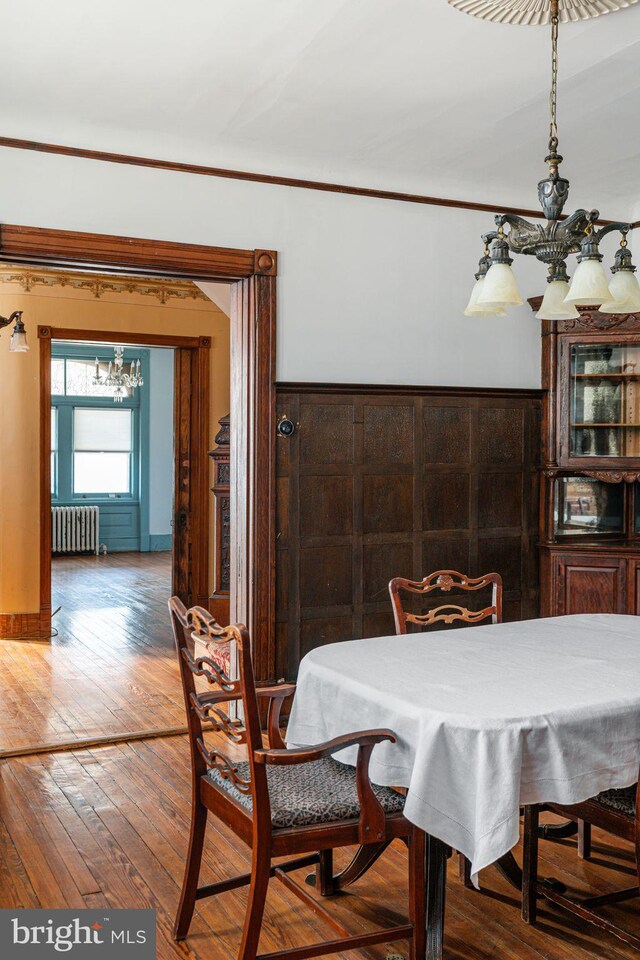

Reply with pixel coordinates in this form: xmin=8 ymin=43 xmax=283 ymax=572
xmin=594 ymin=785 xmax=636 ymax=817
xmin=207 ymin=756 xmax=406 ymax=828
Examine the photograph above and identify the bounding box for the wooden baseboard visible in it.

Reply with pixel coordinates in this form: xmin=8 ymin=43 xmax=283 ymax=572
xmin=0 ymin=609 xmax=52 ymax=641
xmin=0 ymin=725 xmax=188 ymax=759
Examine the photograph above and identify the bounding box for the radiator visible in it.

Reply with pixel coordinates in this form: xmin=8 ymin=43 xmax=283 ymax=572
xmin=51 ymin=506 xmax=100 ymax=555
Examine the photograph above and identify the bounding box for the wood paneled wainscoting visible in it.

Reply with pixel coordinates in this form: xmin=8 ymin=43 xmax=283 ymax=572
xmin=275 ymin=384 xmax=542 ymax=680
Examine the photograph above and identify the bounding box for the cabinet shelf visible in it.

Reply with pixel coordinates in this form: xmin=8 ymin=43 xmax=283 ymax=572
xmin=572 ymin=423 xmax=640 ymax=428
xmin=573 ymin=373 xmax=640 ymax=379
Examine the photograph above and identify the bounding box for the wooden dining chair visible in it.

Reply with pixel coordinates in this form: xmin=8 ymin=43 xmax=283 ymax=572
xmin=389 ymin=569 xmax=502 ymax=889
xmin=389 ymin=569 xmax=503 ymax=635
xmin=169 ymin=596 xmax=431 ymax=960
xmin=522 ymin=780 xmax=640 ymax=950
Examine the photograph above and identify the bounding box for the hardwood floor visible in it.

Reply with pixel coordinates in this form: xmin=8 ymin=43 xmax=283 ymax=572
xmin=0 ymin=552 xmax=184 ymax=754
xmin=1 ymin=552 xmax=638 ymax=958
xmin=1 ymin=733 xmax=639 ymax=960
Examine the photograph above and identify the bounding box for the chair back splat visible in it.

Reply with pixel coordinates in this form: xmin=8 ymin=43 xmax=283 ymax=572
xmin=168 ymin=596 xmax=433 ymax=960
xmin=389 ymin=569 xmax=503 ymax=634
xmin=169 ymin=597 xmax=268 ymax=819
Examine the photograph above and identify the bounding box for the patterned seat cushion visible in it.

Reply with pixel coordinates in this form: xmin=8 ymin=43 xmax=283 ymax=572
xmin=594 ymin=785 xmax=636 ymax=817
xmin=206 ymin=756 xmax=406 ymax=828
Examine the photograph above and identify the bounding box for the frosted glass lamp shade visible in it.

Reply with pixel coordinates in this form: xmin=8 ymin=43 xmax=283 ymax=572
xmin=536 ymin=280 xmax=580 ymax=320
xmin=477 ymin=263 xmax=523 ymax=307
xmin=8 ymin=324 xmax=28 ymax=353
xmin=564 ymin=258 xmax=612 ymax=305
xmin=599 ymin=270 xmax=640 ymax=314
xmin=464 ymin=278 xmax=507 ymax=317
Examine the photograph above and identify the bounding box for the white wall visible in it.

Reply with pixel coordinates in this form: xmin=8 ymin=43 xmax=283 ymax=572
xmin=0 ymin=146 xmax=629 ymax=389
xmin=148 ymin=347 xmax=174 ymax=538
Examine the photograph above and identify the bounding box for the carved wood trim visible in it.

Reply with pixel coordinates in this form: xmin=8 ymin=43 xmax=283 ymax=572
xmin=528 ymin=298 xmax=640 ymax=333
xmin=2 ymin=224 xmax=276 ymax=677
xmin=581 ymin=471 xmax=640 ymax=484
xmin=0 ymin=223 xmax=277 ymax=280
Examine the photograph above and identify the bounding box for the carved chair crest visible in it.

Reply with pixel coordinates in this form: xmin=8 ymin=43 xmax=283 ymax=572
xmin=389 ymin=569 xmax=503 ymax=634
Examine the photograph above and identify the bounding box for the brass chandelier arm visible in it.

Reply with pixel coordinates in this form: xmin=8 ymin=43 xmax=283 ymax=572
xmin=0 ymin=310 xmax=23 ymax=329
xmin=593 ymin=221 xmax=634 ymax=244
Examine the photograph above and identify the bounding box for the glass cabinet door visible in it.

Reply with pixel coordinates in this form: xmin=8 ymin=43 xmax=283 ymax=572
xmin=570 ymin=342 xmax=640 ymax=457
xmin=554 ymin=476 xmax=625 ymax=537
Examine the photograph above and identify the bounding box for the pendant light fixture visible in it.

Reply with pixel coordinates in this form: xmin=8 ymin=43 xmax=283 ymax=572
xmin=454 ymin=0 xmax=637 ymax=320
xmin=93 ymin=346 xmax=144 ymax=403
xmin=0 ymin=311 xmax=29 ymax=352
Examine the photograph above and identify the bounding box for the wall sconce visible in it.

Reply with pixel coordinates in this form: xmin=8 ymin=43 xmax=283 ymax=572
xmin=0 ymin=311 xmax=29 ymax=352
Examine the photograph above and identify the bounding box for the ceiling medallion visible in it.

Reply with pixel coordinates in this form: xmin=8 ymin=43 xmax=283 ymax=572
xmin=448 ymin=0 xmax=637 ymax=25
xmin=452 ymin=0 xmax=640 ymax=321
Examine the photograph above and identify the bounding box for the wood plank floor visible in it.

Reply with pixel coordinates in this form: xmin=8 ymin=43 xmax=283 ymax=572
xmin=1 ymin=552 xmax=638 ymax=958
xmin=1 ymin=733 xmax=639 ymax=960
xmin=0 ymin=552 xmax=184 ymax=753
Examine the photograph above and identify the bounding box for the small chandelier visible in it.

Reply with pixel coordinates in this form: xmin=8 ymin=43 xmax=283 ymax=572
xmin=93 ymin=346 xmax=144 ymax=403
xmin=0 ymin=311 xmax=29 ymax=352
xmin=453 ymin=0 xmax=640 ymax=321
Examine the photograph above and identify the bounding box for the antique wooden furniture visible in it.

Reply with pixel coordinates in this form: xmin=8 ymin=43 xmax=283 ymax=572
xmin=389 ymin=569 xmax=503 ymax=634
xmin=522 ymin=780 xmax=640 ymax=950
xmin=389 ymin=568 xmax=502 ymax=888
xmin=208 ymin=413 xmax=230 ymax=624
xmin=169 ymin=596 xmax=431 ymax=960
xmin=537 ymin=305 xmax=640 ymax=616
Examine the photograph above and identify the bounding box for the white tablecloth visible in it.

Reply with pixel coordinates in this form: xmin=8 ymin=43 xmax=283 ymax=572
xmin=286 ymin=614 xmax=640 ymax=882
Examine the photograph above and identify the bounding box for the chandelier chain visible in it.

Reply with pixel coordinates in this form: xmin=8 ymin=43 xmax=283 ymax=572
xmin=549 ymin=6 xmax=559 ymax=155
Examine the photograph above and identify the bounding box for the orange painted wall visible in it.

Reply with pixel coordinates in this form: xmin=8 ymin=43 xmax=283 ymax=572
xmin=0 ymin=272 xmax=230 ymax=617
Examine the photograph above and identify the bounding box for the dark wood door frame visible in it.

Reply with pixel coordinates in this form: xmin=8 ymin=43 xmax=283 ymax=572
xmin=39 ymin=327 xmax=210 ymax=614
xmin=0 ymin=223 xmax=277 ymax=682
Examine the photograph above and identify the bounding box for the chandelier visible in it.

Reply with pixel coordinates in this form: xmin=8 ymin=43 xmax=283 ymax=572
xmin=93 ymin=346 xmax=144 ymax=403
xmin=453 ymin=0 xmax=640 ymax=321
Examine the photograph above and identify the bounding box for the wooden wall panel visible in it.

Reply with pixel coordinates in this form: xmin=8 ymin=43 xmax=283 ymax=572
xmin=276 ymin=385 xmax=542 ymax=680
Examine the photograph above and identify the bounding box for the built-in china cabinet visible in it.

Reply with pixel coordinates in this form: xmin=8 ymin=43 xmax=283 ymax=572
xmin=538 ymin=304 xmax=640 ymax=616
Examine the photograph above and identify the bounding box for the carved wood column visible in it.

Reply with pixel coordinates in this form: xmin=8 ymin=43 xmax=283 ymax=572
xmin=209 ymin=414 xmax=230 ymax=624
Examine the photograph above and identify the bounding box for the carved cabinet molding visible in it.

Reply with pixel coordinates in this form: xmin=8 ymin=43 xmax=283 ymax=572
xmin=209 ymin=413 xmax=230 ymax=625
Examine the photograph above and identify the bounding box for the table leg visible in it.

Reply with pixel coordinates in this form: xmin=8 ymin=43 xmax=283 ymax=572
xmin=538 ymin=818 xmax=578 ymax=840
xmin=493 ymin=850 xmax=566 ymax=896
xmin=305 ymin=840 xmax=391 ymax=892
xmin=494 ymin=851 xmax=523 ymax=890
xmin=426 ymin=835 xmax=448 ymax=960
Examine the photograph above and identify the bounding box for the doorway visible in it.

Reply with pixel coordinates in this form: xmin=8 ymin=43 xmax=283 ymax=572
xmin=49 ymin=337 xmax=176 ymax=642
xmin=41 ymin=325 xmax=212 ymax=619
xmin=0 ymin=223 xmax=276 ymax=679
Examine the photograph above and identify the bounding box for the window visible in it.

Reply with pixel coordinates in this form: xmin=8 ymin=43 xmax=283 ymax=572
xmin=51 ymin=356 xmax=133 ymax=399
xmin=50 ymin=346 xmax=144 ymax=503
xmin=73 ymin=408 xmax=133 ymax=495
xmin=51 ymin=407 xmax=58 ymax=496
xmin=51 ymin=359 xmax=65 ymax=395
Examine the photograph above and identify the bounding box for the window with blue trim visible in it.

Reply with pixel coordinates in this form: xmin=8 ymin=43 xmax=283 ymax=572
xmin=51 ymin=346 xmax=144 ymax=503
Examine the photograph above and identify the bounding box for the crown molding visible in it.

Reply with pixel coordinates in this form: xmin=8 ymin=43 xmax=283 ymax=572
xmin=0 ymin=135 xmax=599 ymax=224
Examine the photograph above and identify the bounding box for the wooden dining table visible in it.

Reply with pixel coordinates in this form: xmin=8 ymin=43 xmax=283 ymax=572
xmin=286 ymin=613 xmax=640 ymax=959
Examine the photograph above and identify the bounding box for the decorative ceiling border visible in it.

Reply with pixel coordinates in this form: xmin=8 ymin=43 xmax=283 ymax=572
xmin=0 ymin=267 xmax=209 ymax=304
xmin=0 ymin=135 xmax=630 ymax=226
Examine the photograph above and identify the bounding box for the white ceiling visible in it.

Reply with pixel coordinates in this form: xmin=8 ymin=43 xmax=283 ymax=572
xmin=2 ymin=0 xmax=640 ymax=218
